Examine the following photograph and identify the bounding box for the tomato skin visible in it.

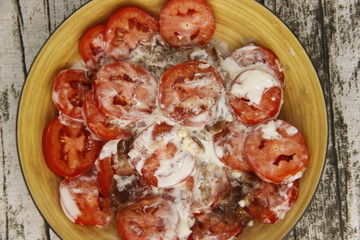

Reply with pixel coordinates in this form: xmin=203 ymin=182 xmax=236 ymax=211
xmin=52 ymin=69 xmax=91 ymax=120
xmin=159 ymin=0 xmax=215 ymax=47
xmin=244 ymin=119 xmax=309 ymax=184
xmin=93 ymin=61 xmax=158 ymax=121
xmin=227 ymin=44 xmax=285 ymax=85
xmin=213 ymin=121 xmax=252 ymax=171
xmin=78 ymin=24 xmax=106 ymax=71
xmin=159 ymin=60 xmax=224 ymax=127
xmin=59 ymin=173 xmax=112 ymax=226
xmin=245 ymin=179 xmax=300 ymax=223
xmin=116 ymin=196 xmax=179 ymax=240
xmin=83 ymin=90 xmax=131 ymax=140
xmin=105 ymin=6 xmax=159 ymax=61
xmin=42 ymin=116 xmax=104 ymax=177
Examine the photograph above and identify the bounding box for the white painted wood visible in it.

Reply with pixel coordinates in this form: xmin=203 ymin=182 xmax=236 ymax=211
xmin=0 ymin=0 xmax=358 ymax=239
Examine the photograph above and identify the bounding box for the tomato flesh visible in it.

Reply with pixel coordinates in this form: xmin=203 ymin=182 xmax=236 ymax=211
xmin=78 ymin=24 xmax=106 ymax=71
xmin=159 ymin=60 xmax=224 ymax=127
xmin=105 ymin=6 xmax=158 ymax=60
xmin=52 ymin=69 xmax=91 ymax=120
xmin=244 ymin=119 xmax=309 ymax=183
xmin=116 ymin=196 xmax=179 ymax=240
xmin=213 ymin=121 xmax=252 ymax=171
xmin=245 ymin=179 xmax=300 ymax=223
xmin=159 ymin=0 xmax=215 ymax=47
xmin=59 ymin=173 xmax=112 ymax=225
xmin=83 ymin=90 xmax=131 ymax=140
xmin=93 ymin=61 xmax=157 ymax=121
xmin=42 ymin=116 xmax=104 ymax=177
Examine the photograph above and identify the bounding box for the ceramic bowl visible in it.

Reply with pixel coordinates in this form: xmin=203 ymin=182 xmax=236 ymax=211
xmin=17 ymin=0 xmax=328 ymax=239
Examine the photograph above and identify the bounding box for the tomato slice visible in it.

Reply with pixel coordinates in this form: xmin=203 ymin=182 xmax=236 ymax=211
xmin=42 ymin=116 xmax=104 ymax=177
xmin=245 ymin=179 xmax=300 ymax=223
xmin=96 ymin=139 xmax=135 ymax=197
xmin=228 ymin=69 xmax=283 ymax=126
xmin=226 ymin=44 xmax=285 ymax=85
xmin=159 ymin=60 xmax=224 ymax=127
xmin=52 ymin=69 xmax=91 ymax=120
xmin=128 ymin=122 xmax=195 ymax=188
xmin=105 ymin=6 xmax=158 ymax=61
xmin=213 ymin=121 xmax=252 ymax=171
xmin=191 ymin=163 xmax=230 ymax=215
xmin=83 ymin=90 xmax=131 ymax=140
xmin=59 ymin=173 xmax=112 ymax=226
xmin=116 ymin=196 xmax=179 ymax=240
xmin=159 ymin=0 xmax=215 ymax=47
xmin=78 ymin=24 xmax=106 ymax=71
xmin=244 ymin=119 xmax=309 ymax=183
xmin=93 ymin=61 xmax=157 ymax=121
xmin=189 ymin=209 xmax=242 ymax=240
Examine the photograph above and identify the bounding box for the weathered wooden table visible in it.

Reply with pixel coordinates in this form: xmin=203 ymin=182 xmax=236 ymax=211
xmin=1 ymin=0 xmax=358 ymax=239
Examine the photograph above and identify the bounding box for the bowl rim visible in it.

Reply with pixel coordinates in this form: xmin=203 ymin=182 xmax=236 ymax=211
xmin=16 ymin=0 xmax=329 ymax=239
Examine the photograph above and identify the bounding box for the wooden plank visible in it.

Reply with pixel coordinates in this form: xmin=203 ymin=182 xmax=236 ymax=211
xmin=324 ymin=0 xmax=360 ymax=239
xmin=0 ymin=0 xmax=48 ymax=239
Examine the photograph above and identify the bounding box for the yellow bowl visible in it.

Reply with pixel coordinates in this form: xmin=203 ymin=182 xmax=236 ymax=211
xmin=17 ymin=0 xmax=327 ymax=239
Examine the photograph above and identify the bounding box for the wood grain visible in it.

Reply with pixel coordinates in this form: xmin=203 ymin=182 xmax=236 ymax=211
xmin=0 ymin=0 xmax=359 ymax=240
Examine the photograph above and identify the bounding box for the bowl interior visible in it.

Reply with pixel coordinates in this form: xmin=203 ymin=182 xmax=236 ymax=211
xmin=17 ymin=0 xmax=327 ymax=239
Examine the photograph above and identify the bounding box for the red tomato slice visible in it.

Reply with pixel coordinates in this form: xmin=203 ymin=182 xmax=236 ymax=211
xmin=245 ymin=179 xmax=300 ymax=223
xmin=227 ymin=44 xmax=285 ymax=85
xmin=228 ymin=69 xmax=283 ymax=126
xmin=128 ymin=122 xmax=195 ymax=188
xmin=189 ymin=210 xmax=242 ymax=240
xmin=105 ymin=6 xmax=158 ymax=60
xmin=159 ymin=0 xmax=215 ymax=47
xmin=93 ymin=61 xmax=157 ymax=121
xmin=244 ymin=119 xmax=309 ymax=184
xmin=96 ymin=139 xmax=135 ymax=197
xmin=213 ymin=121 xmax=252 ymax=171
xmin=191 ymin=164 xmax=230 ymax=215
xmin=59 ymin=173 xmax=112 ymax=225
xmin=52 ymin=69 xmax=91 ymax=120
xmin=42 ymin=116 xmax=104 ymax=177
xmin=78 ymin=24 xmax=106 ymax=71
xmin=83 ymin=90 xmax=131 ymax=140
xmin=116 ymin=196 xmax=179 ymax=240
xmin=159 ymin=61 xmax=224 ymax=127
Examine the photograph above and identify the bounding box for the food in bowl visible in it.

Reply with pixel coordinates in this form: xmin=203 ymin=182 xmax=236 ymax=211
xmin=41 ymin=0 xmax=309 ymax=239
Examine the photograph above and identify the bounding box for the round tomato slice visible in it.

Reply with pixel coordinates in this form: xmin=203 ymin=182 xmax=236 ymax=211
xmin=244 ymin=119 xmax=309 ymax=184
xmin=159 ymin=0 xmax=215 ymax=47
xmin=228 ymin=69 xmax=283 ymax=126
xmin=59 ymin=173 xmax=112 ymax=226
xmin=96 ymin=139 xmax=135 ymax=197
xmin=42 ymin=116 xmax=104 ymax=177
xmin=52 ymin=69 xmax=91 ymax=120
xmin=191 ymin=163 xmax=230 ymax=215
xmin=78 ymin=24 xmax=106 ymax=71
xmin=189 ymin=210 xmax=242 ymax=240
xmin=159 ymin=60 xmax=224 ymax=127
xmin=245 ymin=179 xmax=300 ymax=223
xmin=128 ymin=122 xmax=195 ymax=188
xmin=213 ymin=121 xmax=252 ymax=172
xmin=117 ymin=196 xmax=179 ymax=240
xmin=83 ymin=90 xmax=131 ymax=140
xmin=105 ymin=6 xmax=158 ymax=61
xmin=93 ymin=61 xmax=157 ymax=121
xmin=226 ymin=44 xmax=285 ymax=85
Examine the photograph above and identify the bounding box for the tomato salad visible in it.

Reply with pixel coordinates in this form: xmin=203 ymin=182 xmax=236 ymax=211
xmin=42 ymin=0 xmax=309 ymax=239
